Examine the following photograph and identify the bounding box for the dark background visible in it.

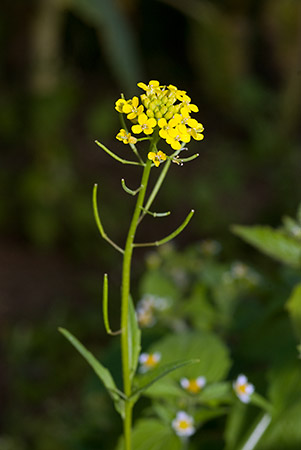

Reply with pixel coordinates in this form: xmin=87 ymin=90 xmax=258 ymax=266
xmin=0 ymin=0 xmax=300 ymax=448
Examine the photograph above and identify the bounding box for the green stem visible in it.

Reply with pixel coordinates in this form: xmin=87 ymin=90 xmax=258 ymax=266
xmin=121 ymin=158 xmax=152 ymax=450
xmin=138 ymin=158 xmax=171 ymax=224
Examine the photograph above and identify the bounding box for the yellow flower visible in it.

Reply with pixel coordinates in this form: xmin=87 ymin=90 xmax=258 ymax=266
xmin=157 ymin=117 xmax=179 ymax=139
xmin=186 ymin=118 xmax=204 ymax=141
xmin=165 ymin=126 xmax=191 ymax=150
xmin=167 ymin=84 xmax=187 ymax=101
xmin=115 ymin=98 xmax=128 ymax=113
xmin=180 ymin=376 xmax=206 ymax=394
xmin=116 ymin=129 xmax=137 ymax=144
xmin=137 ymin=80 xmax=161 ymax=96
xmin=131 ymin=113 xmax=157 ymax=135
xmin=148 ymin=150 xmax=167 ymax=167
xmin=180 ymin=94 xmax=199 ymax=113
xmin=139 ymin=352 xmax=161 ymax=373
xmin=122 ymin=96 xmax=144 ymax=120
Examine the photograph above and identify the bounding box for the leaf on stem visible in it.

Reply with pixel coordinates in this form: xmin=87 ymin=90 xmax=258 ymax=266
xmin=130 ymin=359 xmax=199 ymax=401
xmin=128 ymin=295 xmax=141 ymax=382
xmin=58 ymin=327 xmax=125 ymax=416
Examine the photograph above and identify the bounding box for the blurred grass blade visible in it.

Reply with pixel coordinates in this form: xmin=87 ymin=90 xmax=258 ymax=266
xmin=59 ymin=327 xmax=125 ymax=416
xmin=69 ymin=0 xmax=142 ymax=91
xmin=240 ymin=413 xmax=271 ymax=450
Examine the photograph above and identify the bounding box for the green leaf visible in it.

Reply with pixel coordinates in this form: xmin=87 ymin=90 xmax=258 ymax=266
xmin=131 ymin=359 xmax=199 ymax=400
xmin=58 ymin=327 xmax=124 ymax=416
xmin=194 ymin=406 xmax=229 ymax=424
xmin=128 ymin=295 xmax=141 ymax=382
xmin=116 ymin=419 xmax=181 ymax=450
xmin=232 ymin=225 xmax=301 ymax=268
xmin=199 ymin=381 xmax=232 ymax=403
xmin=143 ymin=331 xmax=231 ymax=399
xmin=140 ymin=269 xmax=179 ymax=300
xmin=286 ymin=282 xmax=301 ymax=340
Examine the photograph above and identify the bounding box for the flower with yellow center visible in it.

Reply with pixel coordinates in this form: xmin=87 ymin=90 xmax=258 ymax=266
xmin=186 ymin=118 xmax=204 ymax=141
xmin=180 ymin=376 xmax=206 ymax=394
xmin=233 ymin=374 xmax=254 ymax=403
xmin=148 ymin=150 xmax=167 ymax=167
xmin=166 ymin=126 xmax=191 ymax=150
xmin=180 ymin=94 xmax=199 ymax=113
xmin=167 ymin=85 xmax=187 ymax=101
xmin=172 ymin=411 xmax=195 ymax=437
xmin=116 ymin=129 xmax=137 ymax=144
xmin=157 ymin=117 xmax=179 ymax=139
xmin=131 ymin=113 xmax=157 ymax=135
xmin=139 ymin=352 xmax=161 ymax=373
xmin=115 ymin=98 xmax=128 ymax=113
xmin=137 ymin=80 xmax=161 ymax=96
xmin=174 ymin=106 xmax=191 ymax=128
xmin=122 ymin=96 xmax=144 ymax=120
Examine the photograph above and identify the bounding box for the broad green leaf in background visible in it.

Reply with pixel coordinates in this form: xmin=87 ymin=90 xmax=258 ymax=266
xmin=232 ymin=225 xmax=301 ymax=268
xmin=132 ymin=359 xmax=199 ymax=401
xmin=139 ymin=268 xmax=179 ymax=300
xmin=58 ymin=327 xmax=124 ymax=416
xmin=143 ymin=331 xmax=231 ymax=398
xmin=286 ymin=282 xmax=301 ymax=340
xmin=128 ymin=295 xmax=141 ymax=382
xmin=116 ymin=419 xmax=181 ymax=450
xmin=69 ymin=0 xmax=142 ymax=92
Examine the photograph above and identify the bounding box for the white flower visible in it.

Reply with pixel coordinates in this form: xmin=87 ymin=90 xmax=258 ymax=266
xmin=138 ymin=352 xmax=161 ymax=373
xmin=233 ymin=374 xmax=254 ymax=403
xmin=180 ymin=376 xmax=206 ymax=394
xmin=172 ymin=411 xmax=195 ymax=437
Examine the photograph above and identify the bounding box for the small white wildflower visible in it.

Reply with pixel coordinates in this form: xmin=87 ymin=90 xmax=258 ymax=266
xmin=233 ymin=374 xmax=254 ymax=403
xmin=180 ymin=376 xmax=206 ymax=394
xmin=138 ymin=352 xmax=161 ymax=373
xmin=172 ymin=411 xmax=195 ymax=437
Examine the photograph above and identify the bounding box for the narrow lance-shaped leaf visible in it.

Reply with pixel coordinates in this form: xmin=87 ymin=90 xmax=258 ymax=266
xmin=131 ymin=359 xmax=199 ymax=401
xmin=58 ymin=327 xmax=125 ymax=416
xmin=232 ymin=225 xmax=301 ymax=268
xmin=128 ymin=295 xmax=141 ymax=382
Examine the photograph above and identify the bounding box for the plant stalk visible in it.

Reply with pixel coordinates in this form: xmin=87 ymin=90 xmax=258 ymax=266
xmin=121 ymin=157 xmax=152 ymax=449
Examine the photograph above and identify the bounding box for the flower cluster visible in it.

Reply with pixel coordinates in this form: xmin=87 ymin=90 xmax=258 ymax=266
xmin=115 ymin=80 xmax=204 ymax=166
